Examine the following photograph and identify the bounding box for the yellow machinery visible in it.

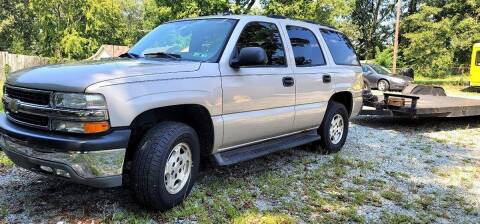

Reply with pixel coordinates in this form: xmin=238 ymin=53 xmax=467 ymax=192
xmin=471 ymin=43 xmax=480 ymax=86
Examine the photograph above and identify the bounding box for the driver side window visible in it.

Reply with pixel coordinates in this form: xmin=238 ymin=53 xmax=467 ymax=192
xmin=235 ymin=22 xmax=286 ymax=66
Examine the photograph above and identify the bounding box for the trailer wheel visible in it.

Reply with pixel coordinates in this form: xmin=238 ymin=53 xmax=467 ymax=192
xmin=378 ymin=80 xmax=390 ymax=92
xmin=310 ymin=102 xmax=349 ymax=154
xmin=131 ymin=122 xmax=200 ymax=211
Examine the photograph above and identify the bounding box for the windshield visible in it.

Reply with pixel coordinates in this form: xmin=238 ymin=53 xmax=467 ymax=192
xmin=129 ymin=19 xmax=237 ymax=62
xmin=369 ymin=64 xmax=391 ymax=75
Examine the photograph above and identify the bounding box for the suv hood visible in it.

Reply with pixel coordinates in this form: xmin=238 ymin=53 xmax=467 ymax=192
xmin=6 ymin=58 xmax=201 ymax=92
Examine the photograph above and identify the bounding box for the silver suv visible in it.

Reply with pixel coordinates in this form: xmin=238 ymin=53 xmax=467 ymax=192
xmin=0 ymin=15 xmax=363 ymax=210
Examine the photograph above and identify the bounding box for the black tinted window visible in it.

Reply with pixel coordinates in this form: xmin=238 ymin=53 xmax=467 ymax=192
xmin=286 ymin=26 xmax=325 ymax=66
xmin=476 ymin=51 xmax=480 ymax=66
xmin=235 ymin=22 xmax=286 ymax=66
xmin=320 ymin=29 xmax=359 ymax=66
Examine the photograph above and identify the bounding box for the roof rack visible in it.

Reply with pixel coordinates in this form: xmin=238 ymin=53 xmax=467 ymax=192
xmin=267 ymin=15 xmax=287 ymax=19
xmin=267 ymin=14 xmax=337 ymax=29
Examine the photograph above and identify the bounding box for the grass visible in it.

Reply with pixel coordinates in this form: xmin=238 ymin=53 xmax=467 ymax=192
xmin=233 ymin=213 xmax=296 ymax=224
xmin=0 ymin=152 xmax=13 ymax=172
xmin=414 ymin=74 xmax=470 ymax=86
xmin=380 ymin=188 xmax=404 ymax=204
xmin=380 ymin=212 xmax=415 ymax=224
xmin=100 ymin=153 xmax=379 ymax=223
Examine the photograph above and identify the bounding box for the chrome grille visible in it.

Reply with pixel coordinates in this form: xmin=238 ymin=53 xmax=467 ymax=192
xmin=8 ymin=112 xmax=49 ymax=127
xmin=5 ymin=86 xmax=51 ymax=105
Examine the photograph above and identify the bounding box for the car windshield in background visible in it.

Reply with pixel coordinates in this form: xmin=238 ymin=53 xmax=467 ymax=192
xmin=369 ymin=64 xmax=391 ymax=75
xmin=129 ymin=19 xmax=237 ymax=62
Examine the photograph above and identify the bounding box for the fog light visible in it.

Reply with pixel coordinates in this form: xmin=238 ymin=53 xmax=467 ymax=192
xmin=39 ymin=165 xmax=53 ymax=173
xmin=55 ymin=169 xmax=71 ymax=178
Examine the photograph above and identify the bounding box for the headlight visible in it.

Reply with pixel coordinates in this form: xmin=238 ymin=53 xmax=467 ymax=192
xmin=52 ymin=93 xmax=109 ymax=133
xmin=53 ymin=93 xmax=107 ymax=109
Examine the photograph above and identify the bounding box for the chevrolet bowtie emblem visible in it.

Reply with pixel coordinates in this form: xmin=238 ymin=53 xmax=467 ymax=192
xmin=8 ymin=99 xmax=20 ymax=113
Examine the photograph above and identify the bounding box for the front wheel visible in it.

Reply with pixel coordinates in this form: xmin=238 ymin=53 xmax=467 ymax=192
xmin=312 ymin=102 xmax=349 ymax=154
xmin=377 ymin=80 xmax=390 ymax=92
xmin=131 ymin=122 xmax=200 ymax=211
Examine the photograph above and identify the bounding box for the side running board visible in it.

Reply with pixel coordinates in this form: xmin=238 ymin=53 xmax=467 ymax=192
xmin=213 ymin=130 xmax=320 ymax=166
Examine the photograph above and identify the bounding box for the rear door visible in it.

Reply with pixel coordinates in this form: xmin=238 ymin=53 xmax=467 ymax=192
xmin=218 ymin=19 xmax=296 ymax=150
xmin=281 ymin=22 xmax=333 ymax=131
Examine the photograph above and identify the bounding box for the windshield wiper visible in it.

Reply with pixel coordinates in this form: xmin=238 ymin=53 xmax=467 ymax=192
xmin=119 ymin=52 xmax=140 ymax=58
xmin=144 ymin=52 xmax=181 ymax=60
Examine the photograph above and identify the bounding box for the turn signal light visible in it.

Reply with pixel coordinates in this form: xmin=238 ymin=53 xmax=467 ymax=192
xmin=84 ymin=121 xmax=110 ymax=134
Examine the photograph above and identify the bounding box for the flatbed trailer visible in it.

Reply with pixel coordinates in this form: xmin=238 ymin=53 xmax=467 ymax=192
xmin=360 ymin=92 xmax=480 ymax=118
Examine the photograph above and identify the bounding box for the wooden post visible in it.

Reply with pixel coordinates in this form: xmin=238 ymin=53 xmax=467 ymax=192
xmin=392 ymin=0 xmax=401 ymax=74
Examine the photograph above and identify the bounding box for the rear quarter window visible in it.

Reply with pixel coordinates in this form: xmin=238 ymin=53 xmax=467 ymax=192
xmin=320 ymin=29 xmax=360 ymax=66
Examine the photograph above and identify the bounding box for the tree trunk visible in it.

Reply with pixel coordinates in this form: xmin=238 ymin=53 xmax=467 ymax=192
xmin=392 ymin=0 xmax=401 ymax=73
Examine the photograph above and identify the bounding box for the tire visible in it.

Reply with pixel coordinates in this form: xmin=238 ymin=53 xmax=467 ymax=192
xmin=311 ymin=101 xmax=349 ymax=154
xmin=377 ymin=79 xmax=390 ymax=92
xmin=363 ymin=81 xmax=371 ymax=91
xmin=131 ymin=122 xmax=200 ymax=211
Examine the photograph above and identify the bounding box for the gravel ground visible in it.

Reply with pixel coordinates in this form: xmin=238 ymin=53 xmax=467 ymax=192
xmin=0 ymin=115 xmax=479 ymax=223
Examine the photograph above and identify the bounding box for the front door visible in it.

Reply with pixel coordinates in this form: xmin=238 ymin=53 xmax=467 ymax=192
xmin=219 ymin=20 xmax=295 ymax=150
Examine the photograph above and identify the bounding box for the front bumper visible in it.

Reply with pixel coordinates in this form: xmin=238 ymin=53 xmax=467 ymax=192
xmin=352 ymin=95 xmax=363 ymax=117
xmin=390 ymin=81 xmax=412 ymax=91
xmin=0 ymin=114 xmax=130 ymax=188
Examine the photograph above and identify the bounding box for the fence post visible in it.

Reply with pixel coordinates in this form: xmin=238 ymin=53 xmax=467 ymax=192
xmin=0 ymin=51 xmax=6 ymax=80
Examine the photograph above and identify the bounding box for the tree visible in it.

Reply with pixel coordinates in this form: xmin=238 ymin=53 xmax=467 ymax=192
xmin=230 ymin=0 xmax=256 ymax=14
xmin=401 ymin=0 xmax=480 ymax=77
xmin=0 ymin=0 xmax=36 ymax=54
xmin=351 ymin=0 xmax=395 ymax=60
xmin=261 ymin=0 xmax=356 ymax=38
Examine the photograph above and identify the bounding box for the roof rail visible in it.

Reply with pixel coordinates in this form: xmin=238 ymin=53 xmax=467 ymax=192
xmin=267 ymin=15 xmax=337 ymax=29
xmin=267 ymin=14 xmax=287 ymax=19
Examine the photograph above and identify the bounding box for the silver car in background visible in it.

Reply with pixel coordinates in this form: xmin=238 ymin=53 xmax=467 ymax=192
xmin=362 ymin=64 xmax=413 ymax=91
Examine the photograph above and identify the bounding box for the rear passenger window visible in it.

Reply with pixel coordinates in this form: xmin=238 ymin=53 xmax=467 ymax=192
xmin=286 ymin=26 xmax=326 ymax=66
xmin=235 ymin=22 xmax=286 ymax=66
xmin=320 ymin=29 xmax=360 ymax=66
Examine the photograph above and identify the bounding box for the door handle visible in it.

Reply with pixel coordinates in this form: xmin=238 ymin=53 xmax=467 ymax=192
xmin=282 ymin=76 xmax=294 ymax=87
xmin=323 ymin=75 xmax=331 ymax=83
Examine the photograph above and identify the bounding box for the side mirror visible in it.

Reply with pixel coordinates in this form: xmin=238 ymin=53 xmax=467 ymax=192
xmin=230 ymin=47 xmax=267 ymax=68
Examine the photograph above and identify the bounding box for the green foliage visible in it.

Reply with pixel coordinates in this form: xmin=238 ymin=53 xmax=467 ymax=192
xmin=374 ymin=46 xmax=394 ymax=69
xmin=401 ymin=0 xmax=480 ymax=78
xmin=351 ymin=0 xmax=395 ymax=60
xmin=0 ymin=0 xmax=478 ymax=77
xmin=0 ymin=152 xmax=13 ymax=171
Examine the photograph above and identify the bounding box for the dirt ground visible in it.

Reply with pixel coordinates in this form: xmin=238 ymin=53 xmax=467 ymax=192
xmin=1 ymin=87 xmax=480 ymax=223
xmin=1 ymin=115 xmax=479 ymax=223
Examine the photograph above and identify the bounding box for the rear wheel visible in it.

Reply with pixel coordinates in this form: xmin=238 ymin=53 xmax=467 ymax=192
xmin=131 ymin=122 xmax=200 ymax=211
xmin=310 ymin=102 xmax=349 ymax=154
xmin=378 ymin=80 xmax=390 ymax=92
